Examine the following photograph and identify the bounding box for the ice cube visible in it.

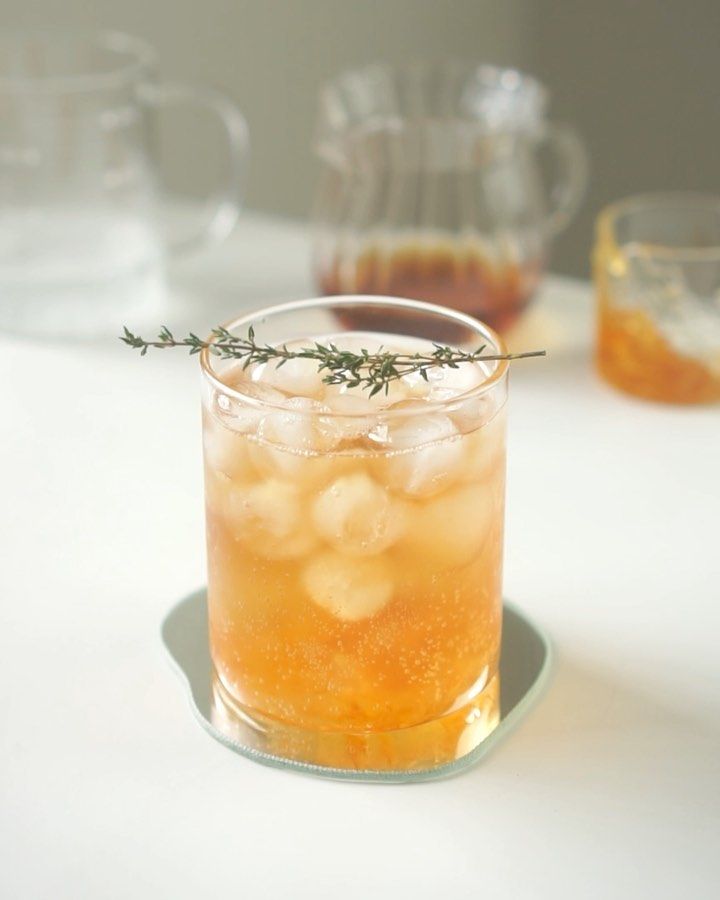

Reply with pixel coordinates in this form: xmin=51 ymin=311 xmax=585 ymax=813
xmin=202 ymin=415 xmax=256 ymax=481
xmin=426 ymin=360 xmax=484 ymax=402
xmin=315 ymin=393 xmax=379 ymax=447
xmin=252 ymin=349 xmax=325 ymax=399
xmin=322 ymin=376 xmax=410 ymax=408
xmin=217 ymin=381 xmax=289 ymax=436
xmin=220 ymin=478 xmax=317 ymax=560
xmin=248 ymin=398 xmax=342 ymax=483
xmin=313 ymin=472 xmax=407 ymax=556
xmin=319 ymin=332 xmax=439 ymax=407
xmin=448 ymin=392 xmax=499 ymax=435
xmin=399 ymin=481 xmax=500 ymax=569
xmin=302 ymin=550 xmax=394 ymax=621
xmin=461 ymin=406 xmax=506 ymax=482
xmin=375 ymin=410 xmax=463 ymax=498
xmin=400 ymin=368 xmax=434 ymax=399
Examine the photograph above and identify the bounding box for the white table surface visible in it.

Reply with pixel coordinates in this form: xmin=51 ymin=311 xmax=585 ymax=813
xmin=1 ymin=214 xmax=718 ymax=899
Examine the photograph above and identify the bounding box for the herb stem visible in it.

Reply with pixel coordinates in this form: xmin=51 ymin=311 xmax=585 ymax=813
xmin=121 ymin=325 xmax=545 ymax=396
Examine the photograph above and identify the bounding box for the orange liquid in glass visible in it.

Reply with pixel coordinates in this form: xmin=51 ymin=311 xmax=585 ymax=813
xmin=203 ymin=343 xmax=506 ymax=770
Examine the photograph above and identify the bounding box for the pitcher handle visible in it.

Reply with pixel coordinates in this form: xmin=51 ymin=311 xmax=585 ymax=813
xmin=536 ymin=122 xmax=588 ymax=237
xmin=144 ymin=81 xmax=249 ymax=255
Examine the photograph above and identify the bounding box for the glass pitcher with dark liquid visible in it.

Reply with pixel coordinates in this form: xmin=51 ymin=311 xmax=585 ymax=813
xmin=313 ymin=63 xmax=587 ymax=337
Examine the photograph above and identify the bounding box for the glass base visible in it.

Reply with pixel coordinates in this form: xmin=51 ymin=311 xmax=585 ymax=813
xmin=162 ymin=590 xmax=552 ymax=783
xmin=211 ymin=670 xmax=500 ymax=773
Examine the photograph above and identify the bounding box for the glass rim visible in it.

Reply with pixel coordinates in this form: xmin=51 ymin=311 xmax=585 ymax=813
xmin=200 ymin=295 xmax=509 ymax=419
xmin=596 ymin=191 xmax=720 ymax=261
xmin=0 ymin=29 xmax=156 ymax=94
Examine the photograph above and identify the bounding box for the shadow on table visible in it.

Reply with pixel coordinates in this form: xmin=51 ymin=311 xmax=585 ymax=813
xmin=464 ymin=651 xmax=720 ymax=804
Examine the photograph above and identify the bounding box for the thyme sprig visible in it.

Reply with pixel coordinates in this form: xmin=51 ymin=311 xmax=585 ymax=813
xmin=121 ymin=325 xmax=545 ymax=396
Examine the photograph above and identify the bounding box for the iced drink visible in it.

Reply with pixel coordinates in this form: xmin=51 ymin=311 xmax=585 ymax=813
xmin=201 ymin=299 xmax=508 ymax=771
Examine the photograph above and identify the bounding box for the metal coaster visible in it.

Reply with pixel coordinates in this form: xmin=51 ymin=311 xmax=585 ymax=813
xmin=162 ymin=589 xmax=552 ymax=783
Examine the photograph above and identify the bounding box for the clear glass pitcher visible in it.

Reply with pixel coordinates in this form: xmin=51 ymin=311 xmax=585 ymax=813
xmin=312 ymin=63 xmax=587 ymax=335
xmin=0 ymin=30 xmax=248 ymax=339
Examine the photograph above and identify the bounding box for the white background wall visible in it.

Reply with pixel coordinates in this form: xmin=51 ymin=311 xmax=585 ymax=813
xmin=3 ymin=0 xmax=718 ymax=275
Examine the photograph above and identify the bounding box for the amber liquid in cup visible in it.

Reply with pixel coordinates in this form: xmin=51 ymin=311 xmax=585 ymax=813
xmin=594 ymin=195 xmax=720 ymax=404
xmin=596 ymin=294 xmax=720 ymax=403
xmin=202 ymin=301 xmax=507 ymax=771
xmin=319 ymin=241 xmax=541 ymax=339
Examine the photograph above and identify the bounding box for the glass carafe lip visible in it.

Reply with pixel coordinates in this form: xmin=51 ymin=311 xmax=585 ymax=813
xmin=316 ymin=60 xmax=549 ymax=161
xmin=200 ymin=295 xmax=509 ymax=418
xmin=0 ymin=29 xmax=156 ymax=94
xmin=596 ymin=192 xmax=720 ymax=263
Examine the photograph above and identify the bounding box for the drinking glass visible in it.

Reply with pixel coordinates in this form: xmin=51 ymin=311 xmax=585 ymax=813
xmin=0 ymin=30 xmax=248 ymax=338
xmin=312 ymin=63 xmax=587 ymax=335
xmin=201 ymin=296 xmax=508 ymax=776
xmin=594 ymin=193 xmax=720 ymax=403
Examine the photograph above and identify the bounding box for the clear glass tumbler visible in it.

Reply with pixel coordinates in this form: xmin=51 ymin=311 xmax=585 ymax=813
xmin=0 ymin=30 xmax=248 ymax=338
xmin=200 ymin=297 xmax=508 ymax=774
xmin=313 ymin=62 xmax=587 ymax=335
xmin=594 ymin=193 xmax=720 ymax=403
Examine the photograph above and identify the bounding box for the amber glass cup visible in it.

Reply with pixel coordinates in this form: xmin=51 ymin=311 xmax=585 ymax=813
xmin=594 ymin=193 xmax=720 ymax=404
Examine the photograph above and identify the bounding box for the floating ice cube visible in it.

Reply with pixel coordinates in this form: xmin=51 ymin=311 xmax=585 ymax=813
xmin=315 ymin=393 xmax=379 ymax=447
xmin=202 ymin=416 xmax=256 ymax=481
xmin=302 ymin=550 xmax=394 ymax=621
xmin=318 ymin=331 xmax=454 ymax=406
xmin=461 ymin=407 xmax=506 ymax=482
xmin=313 ymin=472 xmax=407 ymax=556
xmin=400 ymin=368 xmax=435 ymax=399
xmin=448 ymin=392 xmax=500 ymax=435
xmin=260 ymin=398 xmax=335 ymax=448
xmin=221 ymin=478 xmax=317 ymax=560
xmin=399 ymin=481 xmax=499 ymax=569
xmin=426 ymin=360 xmax=485 ymax=402
xmin=376 ymin=410 xmax=463 ymax=497
xmin=213 ymin=381 xmax=289 ymax=438
xmin=252 ymin=349 xmax=325 ymax=399
xmin=239 ymin=381 xmax=289 ymax=406
xmin=322 ymin=376 xmax=410 ymax=408
xmin=318 ymin=333 xmax=377 ymax=355
xmin=248 ymin=397 xmax=342 ymax=483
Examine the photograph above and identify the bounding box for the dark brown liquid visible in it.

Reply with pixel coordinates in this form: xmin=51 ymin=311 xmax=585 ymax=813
xmin=318 ymin=243 xmax=542 ymax=341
